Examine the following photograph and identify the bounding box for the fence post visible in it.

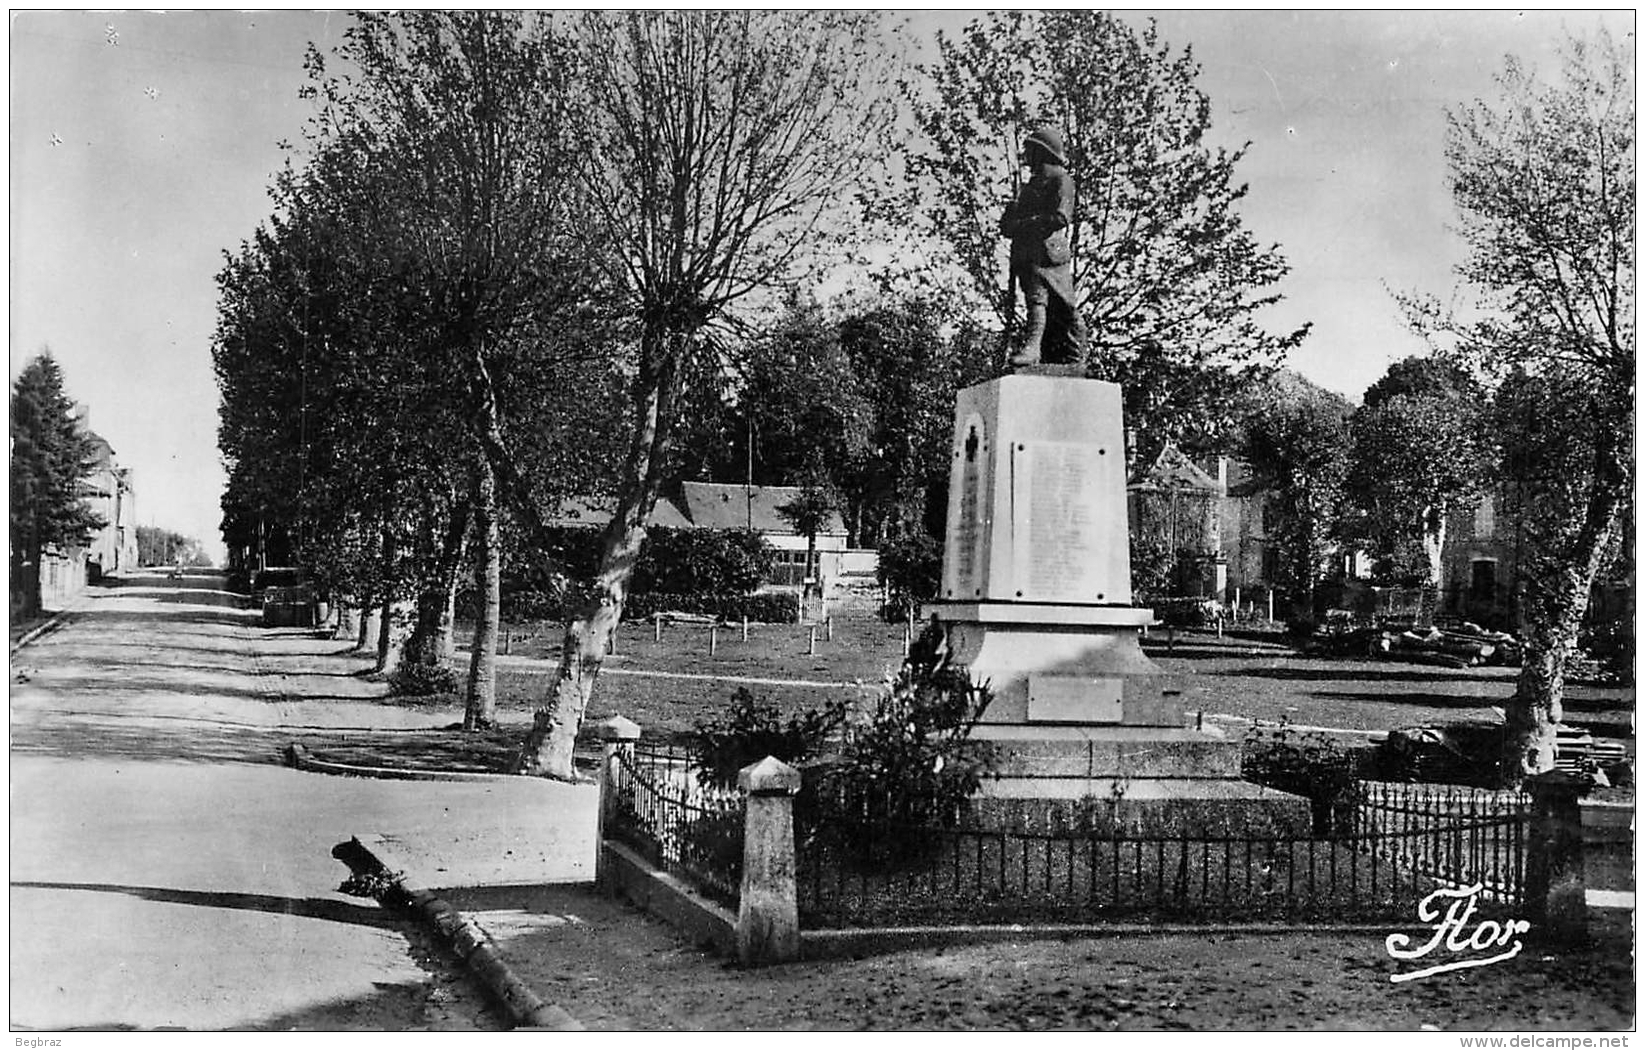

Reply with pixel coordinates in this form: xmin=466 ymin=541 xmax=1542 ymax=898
xmin=736 ymin=756 xmax=802 ymax=966
xmin=808 ymin=625 xmax=817 ymax=655
xmin=742 ymin=615 xmax=749 ymax=642
xmin=710 ymin=625 xmax=718 ymax=656
xmin=595 ymin=716 xmax=642 ymax=894
xmin=1524 ymin=772 xmax=1587 ymax=945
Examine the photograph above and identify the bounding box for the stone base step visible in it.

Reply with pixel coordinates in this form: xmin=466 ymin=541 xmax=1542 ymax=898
xmin=976 ymin=726 xmax=1244 ymax=779
xmin=970 ymin=779 xmax=1312 ymax=836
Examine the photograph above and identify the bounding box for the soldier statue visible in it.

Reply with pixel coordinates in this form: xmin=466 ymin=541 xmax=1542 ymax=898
xmin=1000 ymin=124 xmax=1088 ymax=367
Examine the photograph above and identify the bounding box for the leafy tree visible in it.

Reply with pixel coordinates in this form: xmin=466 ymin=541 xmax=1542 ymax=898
xmin=300 ymin=11 xmax=614 ymax=721
xmin=1346 ymin=356 xmax=1490 ymax=628
xmin=901 ymin=10 xmax=1306 ymax=461
xmin=136 ymin=526 xmax=211 ymax=568
xmin=835 ymin=295 xmax=996 ymax=547
xmin=515 ymin=11 xmax=902 ymax=778
xmin=672 ymin=292 xmax=871 ymax=495
xmin=10 ymin=352 xmax=105 ymax=616
xmin=776 ymin=454 xmax=840 ymax=602
xmin=1237 ymin=372 xmax=1352 ymax=615
xmin=1406 ymin=29 xmax=1634 ymax=779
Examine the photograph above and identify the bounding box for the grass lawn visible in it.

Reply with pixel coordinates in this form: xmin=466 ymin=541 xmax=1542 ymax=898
xmin=470 ymin=606 xmax=1632 ymax=740
xmin=306 ymin=604 xmax=1631 ymax=774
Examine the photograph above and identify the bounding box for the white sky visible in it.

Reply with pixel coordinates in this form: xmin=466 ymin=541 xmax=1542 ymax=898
xmin=7 ymin=9 xmax=1636 ymax=562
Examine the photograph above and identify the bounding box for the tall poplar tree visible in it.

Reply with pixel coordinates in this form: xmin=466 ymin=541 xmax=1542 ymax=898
xmin=10 ymin=352 xmax=104 ymax=616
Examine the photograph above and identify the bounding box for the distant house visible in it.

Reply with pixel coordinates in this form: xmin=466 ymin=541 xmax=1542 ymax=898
xmin=1442 ymin=490 xmax=1632 ymax=628
xmin=1219 ymin=458 xmax=1276 ymax=597
xmin=551 ymin=481 xmax=852 ymax=589
xmin=1126 ymin=444 xmax=1225 ymax=598
xmin=80 ymin=430 xmax=138 ymax=580
xmin=27 ymin=413 xmax=138 ymax=608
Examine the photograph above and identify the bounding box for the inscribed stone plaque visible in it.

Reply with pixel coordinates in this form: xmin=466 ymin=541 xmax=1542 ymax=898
xmin=950 ymin=414 xmax=986 ymax=596
xmin=1028 ymin=675 xmax=1124 ymax=722
xmin=1010 ymin=441 xmax=1107 ymax=602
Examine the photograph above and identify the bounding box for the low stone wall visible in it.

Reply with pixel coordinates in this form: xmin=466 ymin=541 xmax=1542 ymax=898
xmin=600 ymin=839 xmax=737 ymax=956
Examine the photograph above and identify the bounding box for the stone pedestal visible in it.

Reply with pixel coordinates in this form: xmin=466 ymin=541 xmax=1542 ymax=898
xmin=927 ymin=373 xmax=1305 ymax=831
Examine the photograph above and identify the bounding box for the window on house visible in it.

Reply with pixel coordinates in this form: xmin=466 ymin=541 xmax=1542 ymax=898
xmin=1473 ymin=497 xmax=1496 ymax=540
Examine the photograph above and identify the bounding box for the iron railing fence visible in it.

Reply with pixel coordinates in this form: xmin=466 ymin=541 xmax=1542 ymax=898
xmin=795 ymin=780 xmax=1531 ymax=929
xmin=609 ymin=742 xmax=745 ymax=908
xmin=603 ymin=749 xmax=1531 ymax=931
xmin=1353 ymin=780 xmax=1529 ymax=904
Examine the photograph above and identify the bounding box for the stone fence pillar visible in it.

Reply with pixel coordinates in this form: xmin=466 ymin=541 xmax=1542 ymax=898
xmin=736 ymin=756 xmax=802 ymax=966
xmin=594 ymin=716 xmax=641 ymax=893
xmin=1524 ymin=772 xmax=1587 ymax=945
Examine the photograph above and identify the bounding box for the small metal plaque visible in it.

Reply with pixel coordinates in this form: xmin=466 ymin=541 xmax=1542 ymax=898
xmin=1027 ymin=675 xmax=1123 ymax=723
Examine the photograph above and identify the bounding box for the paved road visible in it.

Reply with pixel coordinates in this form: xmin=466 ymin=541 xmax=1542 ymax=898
xmin=9 ymin=571 xmax=592 ymax=1031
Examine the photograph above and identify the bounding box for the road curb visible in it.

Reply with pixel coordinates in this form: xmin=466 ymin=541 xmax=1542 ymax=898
xmin=10 ymin=609 xmax=75 ymax=655
xmin=331 ymin=834 xmax=583 ymax=1032
xmin=285 ymin=742 xmax=524 ymax=783
xmin=285 ymin=741 xmax=600 ymax=782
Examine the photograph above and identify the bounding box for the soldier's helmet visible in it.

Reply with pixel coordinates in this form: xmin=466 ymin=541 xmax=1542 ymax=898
xmin=1024 ymin=124 xmax=1069 ymax=166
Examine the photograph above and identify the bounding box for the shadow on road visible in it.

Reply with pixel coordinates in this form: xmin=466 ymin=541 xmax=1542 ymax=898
xmin=76 ymin=606 xmax=260 ymax=629
xmin=8 ymin=717 xmax=292 ymax=765
xmin=11 ymin=880 xmax=399 ymax=929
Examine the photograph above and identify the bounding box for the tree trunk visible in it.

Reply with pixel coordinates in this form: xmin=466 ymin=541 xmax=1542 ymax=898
xmin=14 ymin=543 xmax=41 ymax=619
xmin=515 ymin=331 xmax=684 ymax=779
xmin=402 ymin=498 xmax=472 ymax=675
xmin=465 ymin=458 xmax=501 ymax=731
xmin=357 ymin=603 xmax=379 ymax=652
xmin=1416 ymin=504 xmax=1446 ymax=630
xmin=335 ymin=599 xmax=360 ymax=642
xmin=442 ymin=586 xmax=458 ymax=662
xmin=1503 ymin=426 xmax=1630 ymax=783
xmin=376 ymin=596 xmax=399 ymax=674
xmin=377 ymin=594 xmax=415 ymax=677
xmin=804 ymin=530 xmax=819 ymax=604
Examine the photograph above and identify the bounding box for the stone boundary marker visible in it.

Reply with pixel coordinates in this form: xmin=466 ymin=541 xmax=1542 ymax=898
xmin=331 ymin=834 xmax=583 ymax=1032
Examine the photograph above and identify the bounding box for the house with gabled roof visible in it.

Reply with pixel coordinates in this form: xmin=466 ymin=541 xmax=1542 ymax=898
xmin=550 ymin=481 xmax=851 ymax=589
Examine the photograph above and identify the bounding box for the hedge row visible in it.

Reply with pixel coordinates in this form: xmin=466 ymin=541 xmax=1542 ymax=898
xmin=622 ymin=591 xmax=800 ymax=624
xmin=459 ymin=586 xmax=801 ymax=626
xmin=1149 ymin=596 xmax=1224 ymax=628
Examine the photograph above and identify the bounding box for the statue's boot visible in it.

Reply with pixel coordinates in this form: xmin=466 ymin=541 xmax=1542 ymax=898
xmin=1008 ymin=304 xmax=1047 ymax=367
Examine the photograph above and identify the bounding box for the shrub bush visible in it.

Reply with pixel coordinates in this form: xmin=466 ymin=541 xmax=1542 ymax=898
xmin=1242 ymin=724 xmax=1369 ymax=835
xmin=388 ymin=661 xmax=459 ymax=697
xmin=1128 ymin=535 xmax=1175 ymax=603
xmin=1579 ymin=618 xmax=1634 ymax=684
xmin=634 ymin=528 xmax=774 ymax=595
xmin=876 ymin=531 xmax=942 ymax=622
xmin=1150 ymin=596 xmax=1224 ymax=628
xmin=688 ymin=687 xmax=847 ymax=789
xmin=457 ymin=526 xmax=778 ymax=624
xmin=806 ymin=620 xmax=997 ymax=865
xmin=623 ymin=590 xmax=799 ymax=624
